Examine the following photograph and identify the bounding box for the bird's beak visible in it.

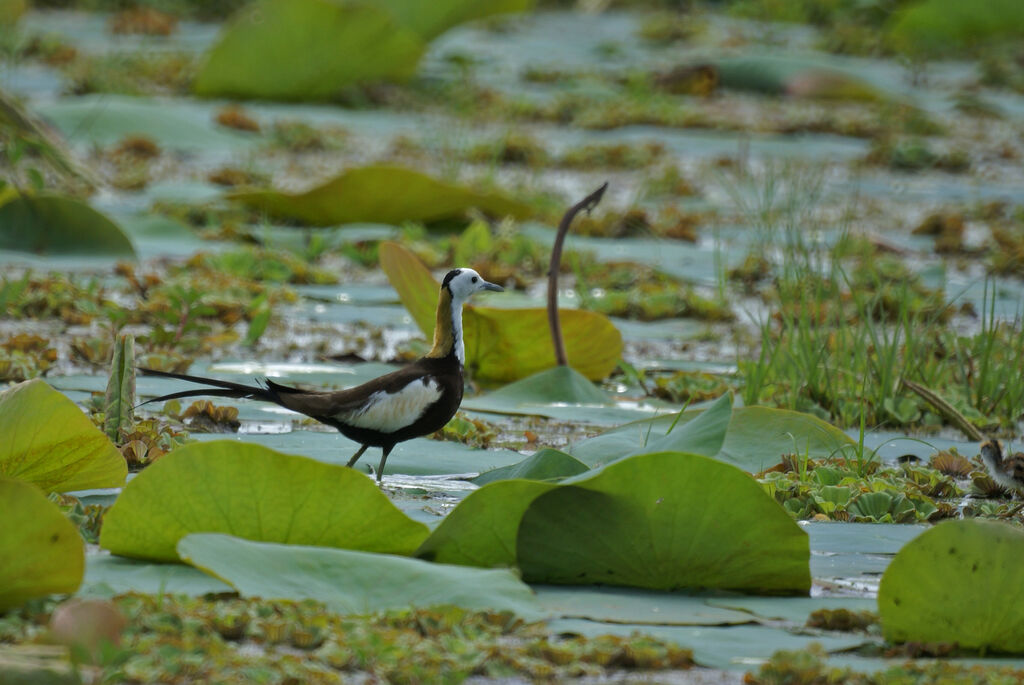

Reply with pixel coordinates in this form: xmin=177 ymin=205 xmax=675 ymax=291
xmin=481 ymin=280 xmax=504 ymax=292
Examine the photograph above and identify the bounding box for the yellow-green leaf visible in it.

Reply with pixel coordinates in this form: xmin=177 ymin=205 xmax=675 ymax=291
xmin=100 ymin=441 xmax=429 ymax=562
xmin=0 ymin=193 xmax=135 ymax=257
xmin=231 ymin=165 xmax=532 ymax=226
xmin=194 ymin=0 xmax=425 ymax=100
xmin=0 ymin=477 xmax=84 ymax=611
xmin=0 ymin=380 xmax=127 ymax=493
xmin=379 ymin=241 xmax=622 ymax=381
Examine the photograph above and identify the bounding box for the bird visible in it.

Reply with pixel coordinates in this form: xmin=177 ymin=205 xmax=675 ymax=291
xmin=979 ymin=440 xmax=1024 ymax=496
xmin=139 ymin=268 xmax=503 ymax=482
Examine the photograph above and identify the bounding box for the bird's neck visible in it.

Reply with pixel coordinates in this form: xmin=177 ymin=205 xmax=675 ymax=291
xmin=426 ymin=288 xmax=464 ymax=365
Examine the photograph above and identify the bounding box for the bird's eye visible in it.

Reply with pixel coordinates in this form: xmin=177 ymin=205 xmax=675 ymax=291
xmin=471 ymin=276 xmax=478 ymax=283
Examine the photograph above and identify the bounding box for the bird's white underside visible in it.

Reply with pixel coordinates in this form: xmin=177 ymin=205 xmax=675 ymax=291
xmin=337 ymin=377 xmax=443 ymax=433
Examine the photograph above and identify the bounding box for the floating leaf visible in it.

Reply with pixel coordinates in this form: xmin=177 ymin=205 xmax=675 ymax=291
xmin=878 ymin=519 xmax=1024 ymax=654
xmin=516 ymin=452 xmax=810 ymax=594
xmin=462 ymin=365 xmax=612 ymax=417
xmin=232 ymin=165 xmax=531 ymax=226
xmin=534 ymin=585 xmax=758 ymax=626
xmin=715 ymin=57 xmax=889 ymax=102
xmin=103 ymin=334 xmax=135 ymax=443
xmin=179 ymin=533 xmax=542 ymax=617
xmin=0 ymin=380 xmax=127 ymax=493
xmin=379 ymin=0 xmax=536 ymax=41
xmin=380 ymin=242 xmax=622 ymax=381
xmin=472 ymin=448 xmax=589 ymax=485
xmin=569 ymin=392 xmax=732 ymax=468
xmin=885 ymin=0 xmax=1024 ymax=59
xmin=570 ymin=403 xmax=853 ymax=472
xmin=81 ymin=553 xmax=232 ymax=598
xmin=100 ymin=441 xmax=428 ymax=562
xmin=0 ymin=194 xmax=134 ymax=257
xmin=416 ymin=480 xmax=557 ymax=567
xmin=194 ymin=0 xmax=424 ymax=100
xmin=38 ymin=95 xmax=255 ymax=152
xmin=0 ymin=477 xmax=84 ymax=611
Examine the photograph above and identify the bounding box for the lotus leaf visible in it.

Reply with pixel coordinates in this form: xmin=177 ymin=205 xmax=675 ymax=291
xmin=416 ymin=479 xmax=557 ymax=567
xmin=464 ymin=365 xmax=612 ymax=415
xmin=378 ymin=0 xmax=536 ymax=41
xmin=0 ymin=380 xmax=127 ymax=493
xmin=380 ymin=241 xmax=622 ymax=381
xmin=472 ymin=448 xmax=589 ymax=485
xmin=516 ymin=452 xmax=811 ymax=594
xmin=534 ymin=585 xmax=757 ymax=626
xmin=885 ymin=0 xmax=1024 ymax=58
xmin=179 ymin=533 xmax=542 ymax=617
xmin=568 ymin=392 xmax=732 ymax=467
xmin=878 ymin=519 xmax=1024 ymax=654
xmin=0 ymin=194 xmax=134 ymax=257
xmin=81 ymin=553 xmax=232 ymax=598
xmin=38 ymin=95 xmax=255 ymax=151
xmin=232 ymin=165 xmax=531 ymax=226
xmin=0 ymin=477 xmax=84 ymax=611
xmin=100 ymin=441 xmax=428 ymax=562
xmin=194 ymin=0 xmax=424 ymax=100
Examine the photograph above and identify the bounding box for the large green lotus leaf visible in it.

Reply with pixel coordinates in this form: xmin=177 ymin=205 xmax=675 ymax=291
xmin=179 ymin=533 xmax=542 ymax=618
xmin=416 ymin=480 xmax=557 ymax=567
xmin=463 ymin=365 xmax=611 ymax=416
xmin=0 ymin=380 xmax=127 ymax=493
xmin=194 ymin=0 xmax=424 ymax=100
xmin=232 ymin=165 xmax=531 ymax=226
xmin=81 ymin=553 xmax=232 ymax=598
xmin=516 ymin=452 xmax=810 ymax=594
xmin=569 ymin=403 xmax=852 ymax=472
xmin=380 ymin=241 xmax=622 ymax=381
xmin=718 ymin=407 xmax=856 ymax=472
xmin=568 ymin=392 xmax=732 ymax=468
xmin=100 ymin=441 xmax=428 ymax=562
xmin=472 ymin=448 xmax=589 ymax=485
xmin=0 ymin=477 xmax=84 ymax=611
xmin=38 ymin=95 xmax=255 ymax=152
xmin=379 ymin=0 xmax=535 ymax=40
xmin=0 ymin=194 xmax=134 ymax=257
xmin=878 ymin=519 xmax=1024 ymax=653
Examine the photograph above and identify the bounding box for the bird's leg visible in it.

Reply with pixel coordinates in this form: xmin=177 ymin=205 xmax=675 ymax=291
xmin=375 ymin=445 xmax=395 ymax=484
xmin=346 ymin=444 xmax=369 ymax=467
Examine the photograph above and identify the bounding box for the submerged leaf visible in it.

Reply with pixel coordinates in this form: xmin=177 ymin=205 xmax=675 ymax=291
xmin=179 ymin=533 xmax=542 ymax=617
xmin=194 ymin=0 xmax=424 ymax=100
xmin=0 ymin=194 xmax=135 ymax=257
xmin=0 ymin=380 xmax=127 ymax=493
xmin=878 ymin=519 xmax=1024 ymax=653
xmin=232 ymin=165 xmax=531 ymax=226
xmin=100 ymin=441 xmax=428 ymax=562
xmin=516 ymin=452 xmax=810 ymax=594
xmin=380 ymin=242 xmax=622 ymax=381
xmin=0 ymin=477 xmax=84 ymax=611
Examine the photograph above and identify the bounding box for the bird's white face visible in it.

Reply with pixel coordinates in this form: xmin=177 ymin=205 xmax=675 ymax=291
xmin=445 ymin=268 xmax=504 ymax=303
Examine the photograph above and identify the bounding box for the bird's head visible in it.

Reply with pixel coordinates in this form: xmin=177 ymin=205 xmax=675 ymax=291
xmin=441 ymin=268 xmax=503 ymax=304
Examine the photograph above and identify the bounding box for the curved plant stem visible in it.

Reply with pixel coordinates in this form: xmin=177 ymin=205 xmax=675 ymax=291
xmin=547 ymin=182 xmax=608 ymax=366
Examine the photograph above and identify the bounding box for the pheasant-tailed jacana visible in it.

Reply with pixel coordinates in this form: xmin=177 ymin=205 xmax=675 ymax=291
xmin=140 ymin=268 xmax=503 ymax=482
xmin=980 ymin=440 xmax=1024 ymax=495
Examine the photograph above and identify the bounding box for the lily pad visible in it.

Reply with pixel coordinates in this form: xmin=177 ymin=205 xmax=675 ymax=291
xmin=516 ymin=452 xmax=810 ymax=594
xmin=568 ymin=392 xmax=733 ymax=468
xmin=194 ymin=0 xmax=424 ymax=100
xmin=0 ymin=194 xmax=134 ymax=257
xmin=570 ymin=403 xmax=854 ymax=472
xmin=878 ymin=519 xmax=1024 ymax=653
xmin=179 ymin=533 xmax=542 ymax=618
xmin=233 ymin=165 xmax=531 ymax=226
xmin=534 ymin=585 xmax=757 ymax=626
xmin=100 ymin=440 xmax=428 ymax=562
xmin=0 ymin=477 xmax=84 ymax=612
xmin=380 ymin=241 xmax=622 ymax=381
xmin=0 ymin=380 xmax=127 ymax=493
xmin=462 ymin=365 xmax=611 ymax=416
xmin=80 ymin=553 xmax=232 ymax=598
xmin=416 ymin=479 xmax=557 ymax=567
xmin=472 ymin=448 xmax=589 ymax=485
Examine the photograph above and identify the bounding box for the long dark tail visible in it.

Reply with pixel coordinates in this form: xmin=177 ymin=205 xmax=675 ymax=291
xmin=137 ymin=367 xmax=300 ymax=406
